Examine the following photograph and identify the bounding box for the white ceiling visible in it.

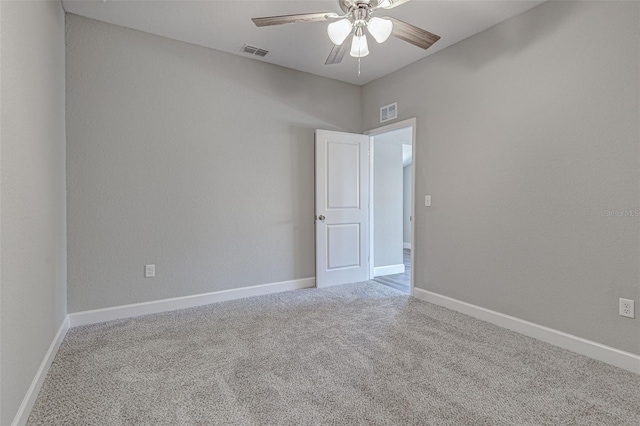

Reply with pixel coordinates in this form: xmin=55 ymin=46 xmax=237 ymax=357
xmin=62 ymin=0 xmax=545 ymax=86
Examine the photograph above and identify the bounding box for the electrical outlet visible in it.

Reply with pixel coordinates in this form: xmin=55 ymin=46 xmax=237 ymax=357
xmin=619 ymin=298 xmax=634 ymax=319
xmin=145 ymin=264 xmax=155 ymax=278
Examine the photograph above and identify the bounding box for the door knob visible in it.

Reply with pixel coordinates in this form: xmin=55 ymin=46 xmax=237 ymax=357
xmin=318 ymin=215 xmax=326 ymax=221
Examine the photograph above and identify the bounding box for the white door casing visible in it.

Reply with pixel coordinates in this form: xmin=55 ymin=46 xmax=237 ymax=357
xmin=315 ymin=130 xmax=370 ymax=287
xmin=364 ymin=118 xmax=417 ymax=296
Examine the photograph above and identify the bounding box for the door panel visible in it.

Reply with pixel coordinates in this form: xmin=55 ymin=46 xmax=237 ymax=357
xmin=327 ymin=223 xmax=360 ymax=270
xmin=316 ymin=130 xmax=369 ymax=287
xmin=327 ymin=142 xmax=360 ymax=209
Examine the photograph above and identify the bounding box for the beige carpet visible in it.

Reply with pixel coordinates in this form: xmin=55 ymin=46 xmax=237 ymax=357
xmin=29 ymin=282 xmax=640 ymax=425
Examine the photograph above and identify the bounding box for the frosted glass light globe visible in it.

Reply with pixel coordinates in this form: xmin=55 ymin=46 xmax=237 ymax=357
xmin=368 ymin=17 xmax=393 ymax=43
xmin=350 ymin=34 xmax=370 ymax=58
xmin=327 ymin=19 xmax=352 ymax=45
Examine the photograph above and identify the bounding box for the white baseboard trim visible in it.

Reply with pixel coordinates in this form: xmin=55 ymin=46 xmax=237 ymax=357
xmin=69 ymin=277 xmax=316 ymax=327
xmin=412 ymin=288 xmax=640 ymax=374
xmin=373 ymin=264 xmax=405 ymax=277
xmin=12 ymin=316 xmax=70 ymax=426
xmin=403 ymin=243 xmax=412 ymax=250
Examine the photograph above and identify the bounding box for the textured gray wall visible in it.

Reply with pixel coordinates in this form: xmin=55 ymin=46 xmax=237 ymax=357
xmin=403 ymin=164 xmax=412 ymax=244
xmin=363 ymin=1 xmax=640 ymax=354
xmin=66 ymin=15 xmax=362 ymax=312
xmin=0 ymin=1 xmax=67 ymax=423
xmin=373 ymin=140 xmax=403 ymax=269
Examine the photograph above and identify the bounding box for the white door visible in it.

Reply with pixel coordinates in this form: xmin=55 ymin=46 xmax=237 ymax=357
xmin=315 ymin=129 xmax=370 ymax=287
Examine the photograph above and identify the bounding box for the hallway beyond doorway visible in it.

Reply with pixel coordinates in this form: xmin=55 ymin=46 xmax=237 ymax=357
xmin=372 ymin=249 xmax=411 ymax=293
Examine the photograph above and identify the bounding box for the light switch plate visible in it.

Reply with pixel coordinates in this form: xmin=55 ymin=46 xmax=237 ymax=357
xmin=425 ymin=195 xmax=431 ymax=207
xmin=145 ymin=264 xmax=155 ymax=278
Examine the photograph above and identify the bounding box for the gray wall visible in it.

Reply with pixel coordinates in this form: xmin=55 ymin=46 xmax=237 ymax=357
xmin=66 ymin=15 xmax=362 ymax=312
xmin=403 ymin=164 xmax=412 ymax=245
xmin=363 ymin=1 xmax=640 ymax=355
xmin=0 ymin=1 xmax=67 ymax=424
xmin=373 ymin=140 xmax=404 ymax=269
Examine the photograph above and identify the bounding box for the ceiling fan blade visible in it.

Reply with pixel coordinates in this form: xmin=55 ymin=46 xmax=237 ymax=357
xmin=252 ymin=12 xmax=340 ymax=27
xmin=387 ymin=17 xmax=440 ymax=50
xmin=325 ymin=39 xmax=350 ymax=65
xmin=380 ymin=0 xmax=411 ymax=10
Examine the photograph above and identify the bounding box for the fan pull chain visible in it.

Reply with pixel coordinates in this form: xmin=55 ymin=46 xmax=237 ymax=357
xmin=358 ymin=58 xmax=361 ymax=76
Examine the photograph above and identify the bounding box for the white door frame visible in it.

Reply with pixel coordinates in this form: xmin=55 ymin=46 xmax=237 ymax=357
xmin=364 ymin=118 xmax=417 ymax=296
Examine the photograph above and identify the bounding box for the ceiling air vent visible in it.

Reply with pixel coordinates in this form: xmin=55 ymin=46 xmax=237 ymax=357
xmin=241 ymin=45 xmax=269 ymax=57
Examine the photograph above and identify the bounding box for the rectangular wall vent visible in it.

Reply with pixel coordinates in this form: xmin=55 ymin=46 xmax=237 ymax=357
xmin=241 ymin=45 xmax=269 ymax=57
xmin=380 ymin=102 xmax=398 ymax=123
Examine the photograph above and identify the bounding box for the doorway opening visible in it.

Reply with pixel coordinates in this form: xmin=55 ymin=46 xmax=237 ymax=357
xmin=366 ymin=119 xmax=416 ymax=295
xmin=313 ymin=119 xmax=416 ymax=292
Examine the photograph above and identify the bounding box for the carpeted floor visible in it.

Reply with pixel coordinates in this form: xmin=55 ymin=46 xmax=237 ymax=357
xmin=29 ymin=282 xmax=640 ymax=425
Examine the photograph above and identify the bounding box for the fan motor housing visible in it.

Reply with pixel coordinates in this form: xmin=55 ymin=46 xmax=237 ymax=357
xmin=339 ymin=0 xmax=374 ymax=14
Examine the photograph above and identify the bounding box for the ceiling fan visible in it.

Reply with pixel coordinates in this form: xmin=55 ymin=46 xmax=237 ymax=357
xmin=252 ymin=0 xmax=441 ymax=67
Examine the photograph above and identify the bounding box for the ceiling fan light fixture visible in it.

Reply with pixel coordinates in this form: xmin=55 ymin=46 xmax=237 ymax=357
xmin=252 ymin=0 xmax=441 ymax=70
xmin=327 ymin=19 xmax=352 ymax=45
xmin=367 ymin=17 xmax=393 ymax=43
xmin=350 ymin=34 xmax=369 ymax=58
